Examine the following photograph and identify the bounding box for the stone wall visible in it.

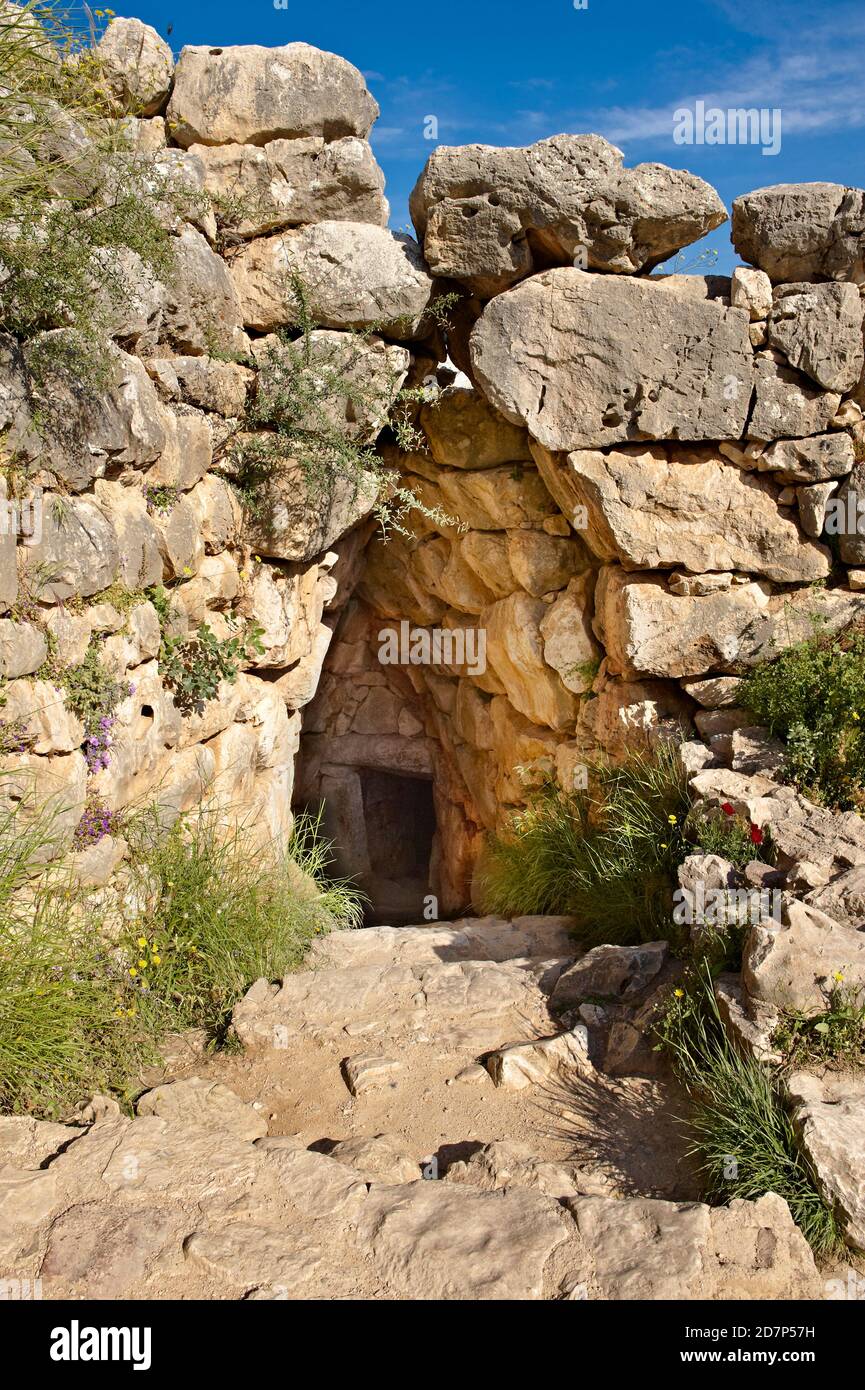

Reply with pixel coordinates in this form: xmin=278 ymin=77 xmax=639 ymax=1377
xmin=5 ymin=19 xmax=865 ymax=918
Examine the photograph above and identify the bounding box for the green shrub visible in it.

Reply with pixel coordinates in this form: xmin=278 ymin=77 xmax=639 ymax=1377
xmin=226 ymin=270 xmax=463 ymax=539
xmin=123 ymin=810 xmax=363 ymax=1038
xmin=654 ymin=962 xmax=843 ymax=1256
xmin=479 ymin=745 xmax=691 ymax=947
xmin=159 ymin=621 xmax=264 ymax=716
xmin=740 ymin=621 xmax=865 ymax=810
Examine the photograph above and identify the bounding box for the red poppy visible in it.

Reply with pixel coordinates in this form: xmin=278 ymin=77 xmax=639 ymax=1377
xmin=749 ymin=823 xmax=764 ymax=846
xmin=721 ymin=802 xmax=735 ymax=816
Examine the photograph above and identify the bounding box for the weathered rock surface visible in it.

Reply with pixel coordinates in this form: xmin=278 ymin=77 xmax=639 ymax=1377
xmin=167 ymin=43 xmax=379 ymax=148
xmin=230 ymin=223 xmax=435 ymax=337
xmin=743 ymin=900 xmax=865 ymax=1013
xmin=767 ymin=282 xmax=864 ymax=392
xmin=595 ymin=566 xmax=865 ymax=679
xmin=189 ymin=137 xmax=388 ymax=236
xmin=787 ymin=1072 xmax=865 ymax=1250
xmin=471 ymin=270 xmax=753 ymax=451
xmin=564 ymin=446 xmax=830 ymax=581
xmin=97 ymin=18 xmax=174 ymax=117
xmin=732 ymin=182 xmax=865 ymax=283
xmin=411 ymin=134 xmax=726 ymax=296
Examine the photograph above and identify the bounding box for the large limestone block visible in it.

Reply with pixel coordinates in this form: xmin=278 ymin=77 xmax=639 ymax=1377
xmin=356 ymin=1181 xmax=575 ymax=1299
xmin=569 ymin=675 xmax=692 ymax=764
xmin=410 ymin=134 xmax=726 ymax=297
xmin=22 ymin=495 xmax=119 ymax=601
xmin=161 ymin=225 xmax=247 ymax=357
xmin=92 ymin=481 xmax=163 ymax=589
xmin=566 ymin=1192 xmax=819 ymax=1300
xmin=595 ymin=566 xmax=865 ymax=679
xmin=566 ymin=445 xmax=830 ymax=582
xmin=165 ymin=355 xmax=253 ymax=418
xmin=507 ymin=530 xmax=586 ymax=596
xmin=419 ymin=386 xmax=531 ymax=469
xmin=767 ymin=283 xmax=864 ymax=393
xmin=836 ymin=464 xmax=865 ymax=564
xmin=0 ymin=751 xmax=87 ymax=854
xmin=97 ymin=18 xmax=174 ymax=117
xmin=242 ymin=463 xmax=379 ymax=563
xmin=16 ymin=339 xmax=167 ymax=491
xmin=758 ymin=432 xmax=855 ymax=484
xmin=189 ymin=137 xmax=388 ymax=236
xmin=743 ymin=900 xmax=865 ymax=1014
xmin=408 ymin=462 xmax=559 ymax=532
xmin=732 ymin=182 xmax=865 ymax=283
xmin=787 ymin=1072 xmax=865 ymax=1251
xmin=230 ymin=223 xmax=435 ymax=337
xmin=0 ymin=620 xmax=47 ymax=678
xmin=136 ymin=1078 xmax=268 ymax=1143
xmin=539 ymin=574 xmax=601 ymax=694
xmin=483 ymin=590 xmax=579 ymax=730
xmin=471 ymin=269 xmax=753 ymax=451
xmin=167 ymin=43 xmax=379 ymax=148
xmin=748 ymin=355 xmax=841 ymax=441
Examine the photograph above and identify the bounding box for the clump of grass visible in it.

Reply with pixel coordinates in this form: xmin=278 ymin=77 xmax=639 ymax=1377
xmin=740 ymin=620 xmax=865 ymax=810
xmin=123 ymin=809 xmax=363 ymax=1039
xmin=0 ymin=795 xmax=149 ymax=1117
xmin=0 ymin=793 xmax=362 ymax=1115
xmin=478 ymin=745 xmax=691 ymax=947
xmin=654 ymin=961 xmax=844 ymax=1257
xmin=772 ymin=979 xmax=865 ymax=1069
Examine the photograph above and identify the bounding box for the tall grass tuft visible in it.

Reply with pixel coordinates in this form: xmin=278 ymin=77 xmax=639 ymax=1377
xmin=478 ymin=744 xmax=690 ymax=947
xmin=123 ymin=808 xmax=364 ymax=1040
xmin=655 ymin=962 xmax=844 ymax=1257
xmin=0 ymin=793 xmax=362 ymax=1116
xmin=0 ymin=794 xmax=149 ymax=1116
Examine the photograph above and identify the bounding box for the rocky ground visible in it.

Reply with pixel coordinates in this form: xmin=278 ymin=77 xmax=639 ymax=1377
xmin=0 ymin=913 xmax=848 ymax=1301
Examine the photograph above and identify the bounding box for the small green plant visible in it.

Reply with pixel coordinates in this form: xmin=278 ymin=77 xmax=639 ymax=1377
xmin=772 ymin=977 xmax=865 ymax=1068
xmin=688 ymin=802 xmax=772 ymax=868
xmin=123 ymin=809 xmax=363 ymax=1039
xmin=654 ymin=961 xmax=844 ymax=1256
xmin=50 ymin=639 xmax=131 ymax=772
xmin=479 ymin=745 xmax=691 ymax=947
xmin=740 ymin=620 xmax=865 ymax=810
xmin=159 ymin=621 xmax=264 ymax=716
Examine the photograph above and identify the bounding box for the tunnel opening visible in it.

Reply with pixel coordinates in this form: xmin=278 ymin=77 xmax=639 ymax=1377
xmin=360 ymin=769 xmax=436 ymax=925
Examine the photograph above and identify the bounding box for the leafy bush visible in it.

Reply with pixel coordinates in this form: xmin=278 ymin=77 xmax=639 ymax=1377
xmin=0 ymin=4 xmax=189 ymax=406
xmin=159 ymin=621 xmax=264 ymax=716
xmin=123 ymin=810 xmax=363 ymax=1038
xmin=740 ymin=621 xmax=865 ymax=810
xmin=654 ymin=962 xmax=843 ymax=1256
xmin=227 ymin=270 xmax=463 ymax=539
xmin=478 ymin=745 xmax=691 ymax=947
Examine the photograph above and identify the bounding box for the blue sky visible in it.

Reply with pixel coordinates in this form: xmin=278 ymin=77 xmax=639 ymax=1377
xmin=117 ymin=0 xmax=864 ymax=274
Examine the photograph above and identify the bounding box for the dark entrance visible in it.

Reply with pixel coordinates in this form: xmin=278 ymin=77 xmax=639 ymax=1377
xmin=360 ymin=769 xmax=435 ymax=925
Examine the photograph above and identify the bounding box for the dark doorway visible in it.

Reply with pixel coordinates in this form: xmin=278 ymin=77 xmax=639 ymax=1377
xmin=360 ymin=770 xmax=435 ymax=925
